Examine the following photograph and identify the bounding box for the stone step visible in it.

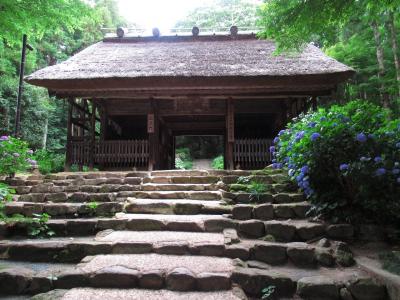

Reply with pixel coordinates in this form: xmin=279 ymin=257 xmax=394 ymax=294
xmin=125 ymin=199 xmax=230 ymax=215
xmin=15 ymin=192 xmax=120 ymax=203
xmin=143 ymin=176 xmax=220 ymax=184
xmin=1 ymin=214 xmax=237 ymax=237
xmin=0 ymin=230 xmax=354 ymax=269
xmin=223 ymin=191 xmax=305 ymax=204
xmin=140 ymin=183 xmax=219 ymax=191
xmin=32 ymin=288 xmax=248 ymax=300
xmin=0 ymin=231 xmax=234 ymax=262
xmin=0 ymin=255 xmax=384 ymax=299
xmin=4 ymin=201 xmax=123 ymax=217
xmin=130 ymin=191 xmax=222 ymax=200
xmin=231 ymin=202 xmax=311 ymax=220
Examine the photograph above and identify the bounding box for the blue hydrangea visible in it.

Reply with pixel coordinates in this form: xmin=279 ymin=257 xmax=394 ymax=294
xmin=396 ymin=142 xmax=400 ymax=148
xmin=310 ymin=132 xmax=321 ymax=142
xmin=294 ymin=131 xmax=305 ymax=142
xmin=269 ymin=146 xmax=275 ymax=153
xmin=375 ymin=168 xmax=386 ymax=176
xmin=288 ymin=169 xmax=295 ymax=177
xmin=397 ymin=178 xmax=400 ymax=184
xmin=368 ymin=134 xmax=375 ymax=139
xmin=278 ymin=130 xmax=286 ymax=136
xmin=356 ymin=133 xmax=367 ymax=143
xmin=308 ymin=122 xmax=317 ymax=128
xmin=320 ymin=117 xmax=327 ymax=121
xmin=272 ymin=163 xmax=283 ymax=169
xmin=296 ymin=173 xmax=304 ymax=182
xmin=374 ymin=156 xmax=383 ymax=163
xmin=339 ymin=164 xmax=349 ymax=171
xmin=301 ymin=165 xmax=309 ymax=174
xmin=273 ymin=137 xmax=279 ymax=144
xmin=392 ymin=169 xmax=400 ymax=175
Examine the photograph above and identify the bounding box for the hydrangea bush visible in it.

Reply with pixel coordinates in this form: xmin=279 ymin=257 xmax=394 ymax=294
xmin=271 ymin=100 xmax=400 ymax=225
xmin=0 ymin=135 xmax=36 ymax=177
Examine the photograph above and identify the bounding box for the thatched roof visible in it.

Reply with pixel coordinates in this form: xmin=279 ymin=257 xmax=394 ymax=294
xmin=26 ymin=35 xmax=354 ymax=86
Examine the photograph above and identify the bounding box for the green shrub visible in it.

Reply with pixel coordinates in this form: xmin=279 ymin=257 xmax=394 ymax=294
xmin=272 ymin=100 xmax=400 ymax=225
xmin=175 ymin=147 xmax=193 ymax=170
xmin=211 ymin=155 xmax=224 ymax=169
xmin=33 ymin=149 xmax=65 ymax=174
xmin=0 ymin=136 xmax=35 ymax=177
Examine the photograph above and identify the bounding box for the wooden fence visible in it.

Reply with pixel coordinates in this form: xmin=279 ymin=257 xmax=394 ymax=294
xmin=234 ymin=138 xmax=273 ymax=169
xmin=70 ymin=140 xmax=149 ymax=168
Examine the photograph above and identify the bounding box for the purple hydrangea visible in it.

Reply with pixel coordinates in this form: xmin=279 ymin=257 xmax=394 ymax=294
xmin=339 ymin=164 xmax=349 ymax=171
xmin=272 ymin=163 xmax=283 ymax=169
xmin=294 ymin=131 xmax=305 ymax=142
xmin=269 ymin=146 xmax=275 ymax=153
xmin=374 ymin=156 xmax=383 ymax=163
xmin=301 ymin=165 xmax=309 ymax=174
xmin=273 ymin=137 xmax=279 ymax=144
xmin=0 ymin=136 xmax=9 ymax=141
xmin=356 ymin=133 xmax=367 ymax=143
xmin=375 ymin=168 xmax=386 ymax=176
xmin=27 ymin=149 xmax=33 ymax=154
xmin=13 ymin=153 xmax=20 ymax=157
xmin=278 ymin=130 xmax=286 ymax=136
xmin=310 ymin=132 xmax=321 ymax=142
xmin=26 ymin=158 xmax=37 ymax=165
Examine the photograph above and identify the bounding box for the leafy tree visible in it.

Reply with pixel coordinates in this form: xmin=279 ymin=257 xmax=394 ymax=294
xmin=175 ymin=0 xmax=260 ymax=30
xmin=258 ymin=0 xmax=400 ymax=110
xmin=0 ymin=0 xmax=125 ymax=153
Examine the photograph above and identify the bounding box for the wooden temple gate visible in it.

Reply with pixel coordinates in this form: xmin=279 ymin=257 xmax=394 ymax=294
xmin=25 ymin=33 xmax=353 ymax=171
xmin=64 ymin=96 xmax=316 ymax=171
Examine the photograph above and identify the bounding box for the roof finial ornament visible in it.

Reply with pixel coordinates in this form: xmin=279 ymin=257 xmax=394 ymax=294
xmin=192 ymin=26 xmax=200 ymax=37
xmin=152 ymin=28 xmax=160 ymax=38
xmin=230 ymin=26 xmax=238 ymax=36
xmin=116 ymin=27 xmax=127 ymax=38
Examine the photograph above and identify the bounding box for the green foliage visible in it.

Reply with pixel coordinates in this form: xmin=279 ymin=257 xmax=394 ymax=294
xmin=26 ymin=213 xmax=55 ymax=238
xmin=0 ymin=0 xmax=125 ymax=154
xmin=261 ymin=285 xmax=276 ymax=299
xmin=175 ymin=0 xmax=259 ymax=30
xmin=257 ymin=0 xmax=400 ymax=109
xmin=0 ymin=136 xmax=35 ymax=177
xmin=88 ymin=202 xmax=99 ymax=210
xmin=273 ymin=100 xmax=400 ymax=225
xmin=379 ymin=251 xmax=400 ymax=275
xmin=0 ymin=183 xmax=15 ymax=203
xmin=211 ymin=155 xmax=224 ymax=170
xmin=33 ymin=149 xmax=65 ymax=175
xmin=175 ymin=147 xmax=193 ymax=170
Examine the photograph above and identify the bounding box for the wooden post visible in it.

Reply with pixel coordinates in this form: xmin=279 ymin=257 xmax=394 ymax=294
xmin=225 ymin=99 xmax=235 ymax=170
xmin=311 ymin=96 xmax=318 ymax=111
xmin=148 ymin=99 xmax=159 ymax=171
xmin=65 ymin=98 xmax=73 ymax=171
xmin=89 ymin=101 xmax=96 ymax=170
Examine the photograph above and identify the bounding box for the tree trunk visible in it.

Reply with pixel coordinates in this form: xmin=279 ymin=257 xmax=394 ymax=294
xmin=388 ymin=11 xmax=400 ymax=97
xmin=371 ymin=20 xmax=390 ymax=108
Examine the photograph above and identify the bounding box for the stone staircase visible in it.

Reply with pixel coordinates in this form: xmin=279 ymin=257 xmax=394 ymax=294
xmin=0 ymin=168 xmax=387 ymax=299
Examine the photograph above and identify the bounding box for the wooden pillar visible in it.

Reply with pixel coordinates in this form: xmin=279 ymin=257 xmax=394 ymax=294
xmin=100 ymin=106 xmax=107 ymax=141
xmin=65 ymin=98 xmax=74 ymax=171
xmin=89 ymin=101 xmax=96 ymax=170
xmin=311 ymin=96 xmax=318 ymax=111
xmin=148 ymin=99 xmax=159 ymax=171
xmin=225 ymin=99 xmax=235 ymax=170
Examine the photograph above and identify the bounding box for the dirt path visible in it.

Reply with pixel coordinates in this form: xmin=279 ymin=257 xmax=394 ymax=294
xmin=192 ymin=159 xmax=213 ymax=170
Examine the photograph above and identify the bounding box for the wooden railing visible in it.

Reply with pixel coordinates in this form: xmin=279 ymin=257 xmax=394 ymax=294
xmin=70 ymin=140 xmax=149 ymax=167
xmin=234 ymin=138 xmax=273 ymax=169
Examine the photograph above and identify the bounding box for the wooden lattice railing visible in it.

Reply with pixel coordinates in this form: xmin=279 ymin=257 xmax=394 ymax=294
xmin=70 ymin=140 xmax=149 ymax=167
xmin=234 ymin=138 xmax=273 ymax=169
